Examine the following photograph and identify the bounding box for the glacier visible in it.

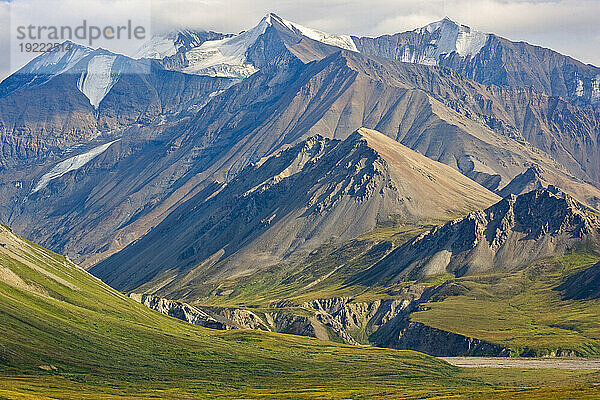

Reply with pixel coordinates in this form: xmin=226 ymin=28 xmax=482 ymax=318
xmin=32 ymin=139 xmax=120 ymax=193
xmin=77 ymin=55 xmax=119 ymax=109
xmin=181 ymin=18 xmax=269 ymax=78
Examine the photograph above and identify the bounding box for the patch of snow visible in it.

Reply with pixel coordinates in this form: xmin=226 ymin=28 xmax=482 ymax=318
xmin=32 ymin=139 xmax=120 ymax=193
xmin=591 ymin=75 xmax=600 ymax=102
xmin=400 ymin=47 xmax=418 ymax=63
xmin=575 ymin=77 xmax=584 ymax=97
xmin=208 ymin=89 xmax=226 ymax=98
xmin=77 ymin=55 xmax=119 ymax=108
xmin=415 ymin=18 xmax=488 ymax=65
xmin=268 ymin=14 xmax=358 ymax=52
xmin=455 ymin=29 xmax=488 ymax=57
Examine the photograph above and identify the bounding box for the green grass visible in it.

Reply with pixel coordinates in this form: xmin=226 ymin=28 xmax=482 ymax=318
xmin=411 ymin=249 xmax=600 ymax=356
xmin=185 ymin=221 xmax=436 ymax=308
xmin=2 ymin=227 xmax=600 ymax=398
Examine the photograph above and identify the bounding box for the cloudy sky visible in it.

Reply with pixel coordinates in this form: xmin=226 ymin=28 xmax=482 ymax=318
xmin=1 ymin=0 xmax=599 ymax=78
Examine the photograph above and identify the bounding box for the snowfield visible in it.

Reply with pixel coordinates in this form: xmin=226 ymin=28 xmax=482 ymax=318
xmin=32 ymin=140 xmax=120 ymax=193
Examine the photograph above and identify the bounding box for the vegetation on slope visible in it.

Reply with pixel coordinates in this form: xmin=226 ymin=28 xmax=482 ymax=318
xmin=412 ymin=248 xmax=600 ymax=356
xmin=175 ymin=220 xmax=436 ymax=306
xmin=2 ymin=225 xmax=600 ymax=398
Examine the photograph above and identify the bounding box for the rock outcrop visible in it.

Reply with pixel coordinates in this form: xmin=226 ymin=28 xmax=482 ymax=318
xmin=360 ymin=189 xmax=600 ymax=284
xmin=132 ymin=289 xmax=514 ymax=357
xmin=382 ymin=322 xmax=511 ymax=357
xmin=129 ymin=293 xmax=235 ymax=330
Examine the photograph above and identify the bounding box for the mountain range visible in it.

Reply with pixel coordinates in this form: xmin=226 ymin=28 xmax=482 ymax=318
xmin=1 ymin=12 xmax=600 ymax=363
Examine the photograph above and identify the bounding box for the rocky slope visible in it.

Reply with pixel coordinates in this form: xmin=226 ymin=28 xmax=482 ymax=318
xmin=1 ymin=14 xmax=598 ymax=275
xmin=91 ymin=128 xmax=499 ymax=293
xmin=359 ymin=189 xmax=600 ymax=284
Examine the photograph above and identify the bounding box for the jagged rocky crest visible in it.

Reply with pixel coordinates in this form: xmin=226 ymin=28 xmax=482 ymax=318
xmin=360 ymin=189 xmax=600 ymax=284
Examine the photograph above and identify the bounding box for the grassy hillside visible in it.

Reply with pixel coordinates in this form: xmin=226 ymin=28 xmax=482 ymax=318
xmin=412 ymin=248 xmax=600 ymax=356
xmin=169 ymin=214 xmax=600 ymax=357
xmin=1 ymin=224 xmax=600 ymax=399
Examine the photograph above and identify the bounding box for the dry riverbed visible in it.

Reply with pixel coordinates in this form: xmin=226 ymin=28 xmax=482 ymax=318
xmin=441 ymin=357 xmax=600 ymax=369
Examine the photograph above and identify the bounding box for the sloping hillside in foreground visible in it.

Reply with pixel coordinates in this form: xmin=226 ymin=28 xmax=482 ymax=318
xmin=1 ymin=224 xmax=600 ymax=399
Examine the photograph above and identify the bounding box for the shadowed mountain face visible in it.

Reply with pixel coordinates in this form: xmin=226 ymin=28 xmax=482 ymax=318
xmin=91 ymin=128 xmax=499 ymax=293
xmin=557 ymin=261 xmax=600 ymax=300
xmin=358 ymin=189 xmax=600 ymax=285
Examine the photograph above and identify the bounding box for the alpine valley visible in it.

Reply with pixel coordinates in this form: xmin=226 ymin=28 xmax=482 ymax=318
xmin=1 ymin=11 xmax=600 ymax=399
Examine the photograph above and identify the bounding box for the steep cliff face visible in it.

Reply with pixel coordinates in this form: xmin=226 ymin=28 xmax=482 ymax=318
xmin=129 ymin=293 xmax=235 ymax=330
xmin=133 ymin=292 xmax=512 ymax=357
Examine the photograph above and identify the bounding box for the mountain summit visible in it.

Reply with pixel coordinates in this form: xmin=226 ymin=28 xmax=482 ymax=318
xmin=137 ymin=13 xmax=357 ymax=78
xmin=353 ymin=18 xmax=600 ymax=104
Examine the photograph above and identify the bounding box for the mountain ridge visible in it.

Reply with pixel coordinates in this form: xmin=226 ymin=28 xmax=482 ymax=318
xmin=357 ymin=188 xmax=600 ymax=285
xmin=90 ymin=128 xmax=499 ymax=293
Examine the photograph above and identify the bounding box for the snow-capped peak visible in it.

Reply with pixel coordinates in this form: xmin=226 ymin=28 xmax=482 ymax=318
xmin=0 ymin=42 xmax=92 ymax=96
xmin=132 ymin=13 xmax=358 ymax=79
xmin=265 ymin=13 xmax=358 ymax=52
xmin=15 ymin=41 xmax=93 ymax=77
xmin=135 ymin=30 xmax=229 ymax=59
xmin=419 ymin=17 xmax=456 ymax=34
xmin=414 ymin=17 xmax=489 ymax=64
